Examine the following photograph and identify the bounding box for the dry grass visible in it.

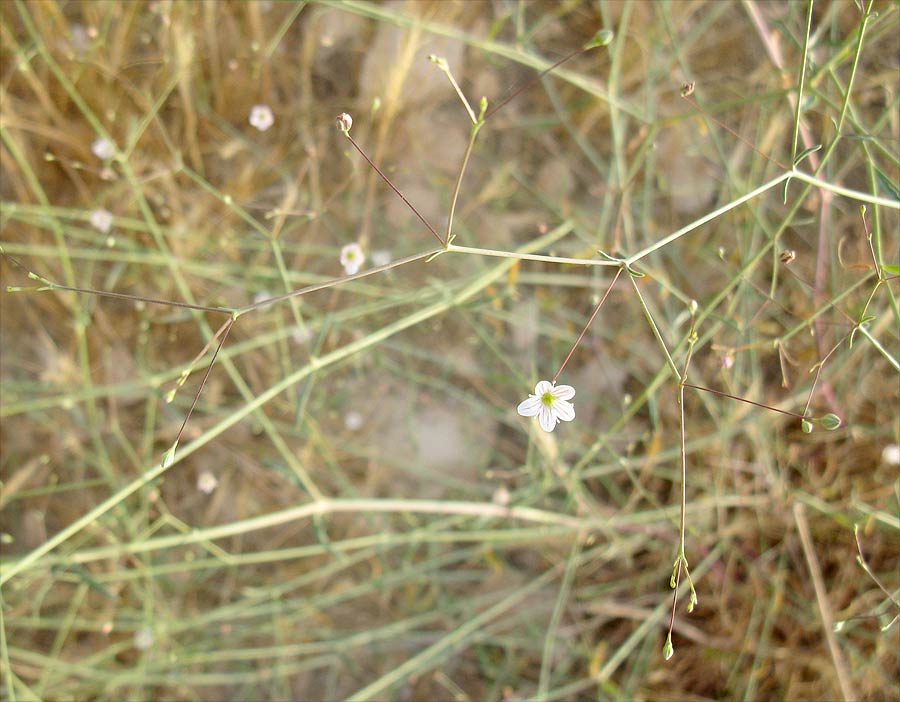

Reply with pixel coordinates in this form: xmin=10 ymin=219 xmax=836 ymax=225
xmin=1 ymin=1 xmax=898 ymax=700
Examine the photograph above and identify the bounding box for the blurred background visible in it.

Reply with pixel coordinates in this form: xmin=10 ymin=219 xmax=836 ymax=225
xmin=1 ymin=1 xmax=898 ymax=700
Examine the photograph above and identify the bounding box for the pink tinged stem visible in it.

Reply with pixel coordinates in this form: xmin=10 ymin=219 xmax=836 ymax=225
xmin=552 ymin=267 xmax=623 ymax=384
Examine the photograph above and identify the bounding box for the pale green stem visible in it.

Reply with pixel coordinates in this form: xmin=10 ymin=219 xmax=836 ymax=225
xmin=444 ymin=119 xmax=484 ymax=246
xmin=448 ymin=242 xmax=619 ymax=267
xmin=627 ymin=273 xmax=682 ymax=383
xmin=856 ymin=325 xmax=900 ymax=373
xmin=789 ymin=169 xmax=899 ymax=209
xmin=625 ymin=172 xmax=792 ymax=264
xmin=790 ymin=0 xmax=814 ymax=163
xmin=626 ymin=168 xmax=897 ymax=268
xmin=18 ymin=494 xmax=763 ymax=571
xmin=431 ymin=56 xmax=477 ymax=124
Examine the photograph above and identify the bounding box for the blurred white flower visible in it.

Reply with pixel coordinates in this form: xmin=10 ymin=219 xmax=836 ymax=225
xmin=249 ymin=104 xmax=274 ymax=132
xmin=196 ymin=470 xmax=218 ymax=495
xmin=371 ymin=249 xmax=391 ymax=267
xmin=492 ymin=485 xmax=510 ymax=506
xmin=516 ymin=380 xmax=575 ymax=432
xmin=344 ymin=411 xmax=363 ymax=431
xmin=91 ymin=137 xmax=115 ymax=160
xmin=133 ymin=627 xmax=154 ymax=650
xmin=340 ymin=242 xmax=365 ymax=275
xmin=291 ymin=325 xmax=313 ymax=344
xmin=90 ymin=208 xmax=113 ymax=233
xmin=882 ymin=444 xmax=900 ymax=466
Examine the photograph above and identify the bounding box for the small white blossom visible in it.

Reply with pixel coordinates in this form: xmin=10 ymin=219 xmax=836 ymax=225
xmin=516 ymin=380 xmax=575 ymax=432
xmin=340 ymin=242 xmax=365 ymax=275
xmin=196 ymin=470 xmax=218 ymax=495
xmin=249 ymin=104 xmax=274 ymax=132
xmin=492 ymin=485 xmax=510 ymax=506
xmin=133 ymin=626 xmax=154 ymax=650
xmin=344 ymin=411 xmax=363 ymax=431
xmin=882 ymin=444 xmax=900 ymax=466
xmin=371 ymin=249 xmax=391 ymax=267
xmin=91 ymin=137 xmax=116 ymax=160
xmin=90 ymin=208 xmax=113 ymax=233
xmin=291 ymin=325 xmax=313 ymax=344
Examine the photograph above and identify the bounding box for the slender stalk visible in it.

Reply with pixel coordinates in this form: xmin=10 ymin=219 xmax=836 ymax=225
xmin=444 ymin=119 xmax=484 ymax=246
xmin=552 ymin=267 xmax=623 ymax=383
xmin=789 ymin=169 xmax=898 ymax=209
xmin=627 ymin=272 xmax=682 ymax=382
xmin=429 ymin=55 xmax=477 ymax=124
xmin=167 ymin=317 xmax=235 ymax=454
xmin=625 ymin=172 xmax=792 ymax=264
xmin=342 ymin=132 xmax=445 ymax=246
xmin=484 ymin=44 xmax=588 ymax=121
xmin=683 ymin=383 xmax=806 ymax=418
xmin=236 ymin=248 xmax=441 ymax=314
xmin=791 ymin=0 xmax=815 ymax=163
xmin=448 ymin=242 xmax=619 ymax=267
xmin=3 ymin=252 xmax=232 ymax=314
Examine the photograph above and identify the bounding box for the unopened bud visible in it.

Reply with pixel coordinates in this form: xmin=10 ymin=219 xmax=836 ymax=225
xmin=335 ymin=112 xmax=352 ymax=133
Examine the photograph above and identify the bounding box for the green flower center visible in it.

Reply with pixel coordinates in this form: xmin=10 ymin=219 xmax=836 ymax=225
xmin=541 ymin=391 xmax=554 ymax=407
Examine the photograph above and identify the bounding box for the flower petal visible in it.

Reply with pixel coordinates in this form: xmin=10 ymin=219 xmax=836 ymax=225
xmin=517 ymin=395 xmax=542 ymax=417
xmin=553 ymin=399 xmax=575 ymax=422
xmin=539 ymin=406 xmax=557 ymax=432
xmin=551 ymin=384 xmax=575 ymax=400
xmin=533 ymin=380 xmax=554 ymax=396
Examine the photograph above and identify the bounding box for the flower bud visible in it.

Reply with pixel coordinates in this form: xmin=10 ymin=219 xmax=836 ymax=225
xmin=335 ymin=112 xmax=353 ymax=133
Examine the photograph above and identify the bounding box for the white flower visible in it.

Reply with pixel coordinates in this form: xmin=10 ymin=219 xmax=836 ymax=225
xmin=344 ymin=411 xmax=363 ymax=431
xmin=291 ymin=325 xmax=313 ymax=344
xmin=249 ymin=104 xmax=274 ymax=131
xmin=492 ymin=485 xmax=510 ymax=506
xmin=196 ymin=470 xmax=218 ymax=494
xmin=516 ymin=380 xmax=575 ymax=432
xmin=133 ymin=627 xmax=154 ymax=650
xmin=371 ymin=249 xmax=391 ymax=267
xmin=91 ymin=137 xmax=115 ymax=160
xmin=882 ymin=444 xmax=900 ymax=466
xmin=90 ymin=208 xmax=113 ymax=233
xmin=340 ymin=242 xmax=365 ymax=275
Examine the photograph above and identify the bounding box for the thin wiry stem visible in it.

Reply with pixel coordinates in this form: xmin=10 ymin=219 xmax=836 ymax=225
xmin=168 ymin=316 xmax=236 ymax=454
xmin=791 ymin=0 xmax=815 ymax=163
xmin=552 ymin=267 xmax=623 ymax=384
xmin=448 ymin=243 xmax=619 ymax=267
xmin=444 ymin=119 xmax=484 ymax=247
xmin=342 ymin=132 xmax=445 ymax=246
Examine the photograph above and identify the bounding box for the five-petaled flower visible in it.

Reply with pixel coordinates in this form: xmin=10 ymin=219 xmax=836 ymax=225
xmin=340 ymin=242 xmax=365 ymax=275
xmin=517 ymin=380 xmax=575 ymax=432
